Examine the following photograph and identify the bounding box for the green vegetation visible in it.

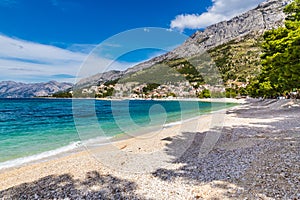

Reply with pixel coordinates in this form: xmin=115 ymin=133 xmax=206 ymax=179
xmin=225 ymin=88 xmax=238 ymax=98
xmin=198 ymin=89 xmax=211 ymax=98
xmin=247 ymin=0 xmax=300 ymax=98
xmin=52 ymin=91 xmax=72 ymax=98
xmin=52 ymin=88 xmax=73 ymax=98
xmin=208 ymin=34 xmax=263 ymax=84
xmin=211 ymin=91 xmax=226 ymax=98
xmin=119 ymin=62 xmax=191 ymax=85
xmin=95 ymin=88 xmax=114 ymax=98
xmin=197 ymin=89 xmax=226 ymax=98
xmin=162 ymin=58 xmax=205 ymax=83
xmin=103 ymin=78 xmax=120 ymax=86
xmin=168 ymin=92 xmax=177 ymax=97
xmin=113 ymin=38 xmax=262 ymax=98
xmin=142 ymin=83 xmax=160 ymax=94
xmin=119 ymin=55 xmax=211 ymax=86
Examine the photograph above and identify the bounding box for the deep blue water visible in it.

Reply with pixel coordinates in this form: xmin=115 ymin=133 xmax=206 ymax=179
xmin=0 ymin=98 xmax=235 ymax=166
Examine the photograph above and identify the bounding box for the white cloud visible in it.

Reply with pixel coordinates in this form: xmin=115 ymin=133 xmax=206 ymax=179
xmin=0 ymin=35 xmax=86 ymax=63
xmin=0 ymin=35 xmax=136 ymax=83
xmin=0 ymin=35 xmax=86 ymax=83
xmin=0 ymin=30 xmax=185 ymax=83
xmin=170 ymin=0 xmax=265 ymax=31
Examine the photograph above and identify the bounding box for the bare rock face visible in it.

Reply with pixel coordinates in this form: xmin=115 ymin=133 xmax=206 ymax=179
xmin=0 ymin=81 xmax=73 ymax=98
xmin=75 ymin=70 xmax=124 ymax=88
xmin=171 ymin=0 xmax=288 ymax=58
xmin=78 ymin=0 xmax=288 ymax=86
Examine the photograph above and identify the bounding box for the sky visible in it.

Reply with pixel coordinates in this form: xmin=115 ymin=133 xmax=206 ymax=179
xmin=0 ymin=0 xmax=265 ymax=83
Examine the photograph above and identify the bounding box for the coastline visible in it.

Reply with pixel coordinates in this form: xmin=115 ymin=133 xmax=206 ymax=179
xmin=36 ymin=96 xmax=247 ymax=104
xmin=0 ymin=99 xmax=237 ymax=172
xmin=0 ymin=98 xmax=236 ymax=172
xmin=1 ymin=99 xmax=299 ymax=199
xmin=0 ymin=100 xmax=235 ymax=181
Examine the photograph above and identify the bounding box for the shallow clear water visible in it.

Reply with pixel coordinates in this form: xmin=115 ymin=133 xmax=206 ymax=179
xmin=0 ymin=98 xmax=235 ymax=164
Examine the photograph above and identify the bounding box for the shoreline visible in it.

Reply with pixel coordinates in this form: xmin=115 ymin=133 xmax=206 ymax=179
xmin=0 ymin=102 xmax=236 ymax=173
xmin=33 ymin=96 xmax=248 ymax=104
xmin=0 ymin=100 xmax=238 ymax=172
xmin=2 ymin=99 xmax=297 ymax=199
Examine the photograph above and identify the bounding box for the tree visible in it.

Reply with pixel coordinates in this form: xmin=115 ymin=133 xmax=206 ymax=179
xmin=250 ymin=0 xmax=300 ymax=97
xmin=225 ymin=88 xmax=237 ymax=98
xmin=198 ymin=89 xmax=211 ymax=98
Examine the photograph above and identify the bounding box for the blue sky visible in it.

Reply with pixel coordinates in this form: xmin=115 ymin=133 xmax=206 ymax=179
xmin=0 ymin=0 xmax=265 ymax=83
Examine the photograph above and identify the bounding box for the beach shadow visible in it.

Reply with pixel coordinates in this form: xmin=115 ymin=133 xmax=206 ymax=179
xmin=153 ymin=127 xmax=263 ymax=182
xmin=152 ymin=101 xmax=300 ymax=199
xmin=0 ymin=171 xmax=149 ymax=200
xmin=229 ymin=99 xmax=300 ymax=119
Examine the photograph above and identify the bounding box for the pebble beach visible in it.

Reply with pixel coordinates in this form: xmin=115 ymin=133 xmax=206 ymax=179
xmin=0 ymin=99 xmax=299 ymax=199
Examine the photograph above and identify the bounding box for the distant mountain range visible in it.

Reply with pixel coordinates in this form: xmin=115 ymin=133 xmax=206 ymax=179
xmin=0 ymin=81 xmax=73 ymax=98
xmin=76 ymin=0 xmax=288 ymax=88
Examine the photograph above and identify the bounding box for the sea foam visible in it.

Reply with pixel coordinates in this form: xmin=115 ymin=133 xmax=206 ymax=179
xmin=0 ymin=141 xmax=82 ymax=170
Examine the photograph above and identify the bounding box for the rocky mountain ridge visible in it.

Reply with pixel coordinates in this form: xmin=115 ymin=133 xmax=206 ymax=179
xmin=0 ymin=81 xmax=73 ymax=98
xmin=77 ymin=0 xmax=288 ymax=87
xmin=171 ymin=0 xmax=288 ymax=58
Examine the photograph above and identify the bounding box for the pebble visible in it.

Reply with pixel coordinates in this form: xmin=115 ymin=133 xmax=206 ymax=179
xmin=0 ymin=99 xmax=299 ymax=199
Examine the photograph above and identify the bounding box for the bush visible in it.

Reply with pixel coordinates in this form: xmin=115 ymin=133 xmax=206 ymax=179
xmin=52 ymin=91 xmax=72 ymax=98
xmin=225 ymin=88 xmax=237 ymax=98
xmin=198 ymin=89 xmax=211 ymax=98
xmin=211 ymin=91 xmax=226 ymax=98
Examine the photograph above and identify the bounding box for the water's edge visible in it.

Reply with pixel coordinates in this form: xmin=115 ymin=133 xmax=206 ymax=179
xmin=0 ymin=99 xmax=238 ymax=171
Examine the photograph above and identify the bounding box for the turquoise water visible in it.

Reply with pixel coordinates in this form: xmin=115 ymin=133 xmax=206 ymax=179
xmin=0 ymin=98 xmax=235 ymax=167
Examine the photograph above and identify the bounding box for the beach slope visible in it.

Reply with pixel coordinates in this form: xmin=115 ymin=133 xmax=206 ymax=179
xmin=0 ymin=99 xmax=299 ymax=199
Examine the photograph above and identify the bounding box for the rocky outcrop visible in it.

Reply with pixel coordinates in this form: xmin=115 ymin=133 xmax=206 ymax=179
xmin=0 ymin=81 xmax=73 ymax=98
xmin=171 ymin=0 xmax=288 ymax=58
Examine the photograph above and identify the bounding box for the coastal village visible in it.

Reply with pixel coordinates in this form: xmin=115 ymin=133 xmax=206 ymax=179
xmin=80 ymin=81 xmax=228 ymax=99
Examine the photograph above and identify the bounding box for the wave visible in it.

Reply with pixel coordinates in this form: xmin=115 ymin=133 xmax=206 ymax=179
xmin=163 ymin=121 xmax=182 ymax=128
xmin=0 ymin=136 xmax=114 ymax=171
xmin=0 ymin=141 xmax=82 ymax=170
xmin=80 ymin=136 xmax=113 ymax=147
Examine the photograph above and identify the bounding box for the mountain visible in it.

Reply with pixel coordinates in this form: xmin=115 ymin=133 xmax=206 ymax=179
xmin=77 ymin=0 xmax=289 ymax=88
xmin=0 ymin=81 xmax=73 ymax=98
xmin=168 ymin=0 xmax=287 ymax=58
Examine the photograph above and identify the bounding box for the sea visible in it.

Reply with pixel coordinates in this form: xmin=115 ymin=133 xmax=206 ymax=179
xmin=0 ymin=98 xmax=236 ymax=169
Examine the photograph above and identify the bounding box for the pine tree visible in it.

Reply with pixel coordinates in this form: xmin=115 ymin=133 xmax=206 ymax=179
xmin=249 ymin=0 xmax=300 ymax=97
